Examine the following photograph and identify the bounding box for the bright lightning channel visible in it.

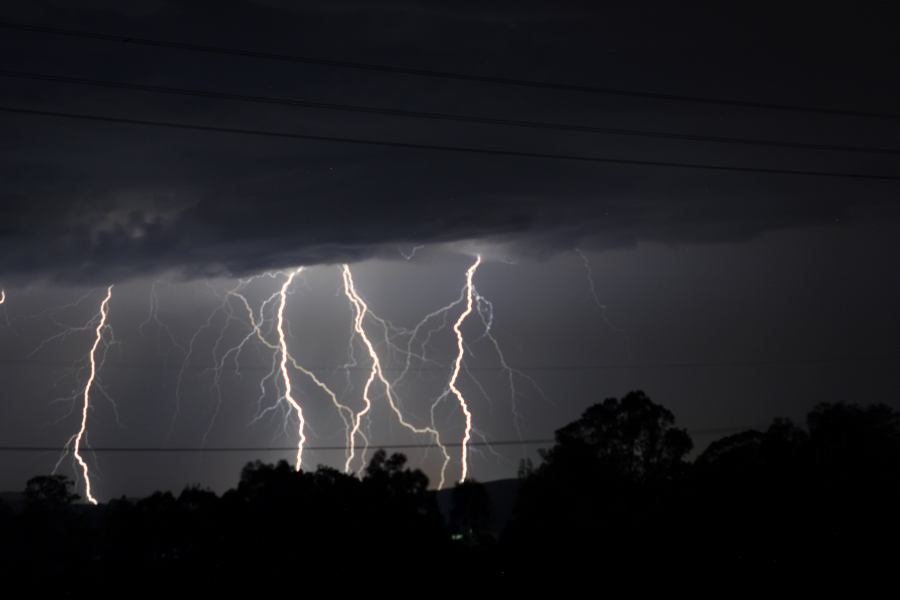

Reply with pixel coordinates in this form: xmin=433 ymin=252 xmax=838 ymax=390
xmin=179 ymin=270 xmax=355 ymax=470
xmin=341 ymin=256 xmax=537 ymax=485
xmin=71 ymin=285 xmax=113 ymax=505
xmin=225 ymin=270 xmax=355 ymax=470
xmin=276 ymin=268 xmax=306 ymax=470
xmin=163 ymin=258 xmax=534 ymax=490
xmin=449 ymin=255 xmax=481 ymax=482
xmin=341 ymin=264 xmax=451 ymax=488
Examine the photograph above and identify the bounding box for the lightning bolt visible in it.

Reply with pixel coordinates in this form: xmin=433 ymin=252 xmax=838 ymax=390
xmin=71 ymin=285 xmax=113 ymax=505
xmin=276 ymin=268 xmax=306 ymax=470
xmin=575 ymin=248 xmax=625 ymax=334
xmin=144 ymin=258 xmax=533 ymax=490
xmin=170 ymin=270 xmax=355 ymax=470
xmin=470 ymin=289 xmax=544 ymax=442
xmin=449 ymin=255 xmax=481 ymax=483
xmin=172 ymin=274 xmax=286 ymax=444
xmin=340 ymin=256 xmax=536 ymax=485
xmin=398 ymin=245 xmax=425 ymax=260
xmin=341 ymin=264 xmax=451 ymax=488
xmin=225 ymin=271 xmax=355 ymax=469
xmin=340 ymin=266 xmax=375 ymax=473
xmin=139 ymin=280 xmax=184 ymax=353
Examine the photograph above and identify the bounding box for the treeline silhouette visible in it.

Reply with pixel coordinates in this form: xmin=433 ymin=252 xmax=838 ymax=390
xmin=2 ymin=390 xmax=899 ymax=590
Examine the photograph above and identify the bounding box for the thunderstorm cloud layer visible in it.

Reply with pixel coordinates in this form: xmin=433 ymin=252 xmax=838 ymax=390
xmin=1 ymin=0 xmax=899 ymax=282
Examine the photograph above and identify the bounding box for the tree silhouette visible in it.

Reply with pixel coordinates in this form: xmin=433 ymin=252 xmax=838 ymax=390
xmin=24 ymin=474 xmax=79 ymax=507
xmin=690 ymin=402 xmax=900 ymax=571
xmin=364 ymin=449 xmax=430 ymax=497
xmin=6 ymin=398 xmax=900 ymax=587
xmin=690 ymin=418 xmax=810 ymax=568
xmin=807 ymin=401 xmax=900 ymax=480
xmin=505 ymin=390 xmax=693 ymax=574
xmin=541 ymin=389 xmax=693 ymax=482
xmin=361 ymin=449 xmax=446 ymax=551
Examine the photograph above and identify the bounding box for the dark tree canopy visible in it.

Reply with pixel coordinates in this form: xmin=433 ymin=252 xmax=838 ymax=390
xmin=688 ymin=402 xmax=900 ymax=573
xmin=5 ymin=397 xmax=900 ymax=590
xmin=364 ymin=449 xmax=430 ymax=497
xmin=541 ymin=390 xmax=693 ymax=482
xmin=24 ymin=474 xmax=79 ymax=507
xmin=505 ymin=390 xmax=693 ymax=571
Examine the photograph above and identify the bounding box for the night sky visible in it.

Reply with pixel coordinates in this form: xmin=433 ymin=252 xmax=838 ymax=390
xmin=1 ymin=1 xmax=899 ymax=498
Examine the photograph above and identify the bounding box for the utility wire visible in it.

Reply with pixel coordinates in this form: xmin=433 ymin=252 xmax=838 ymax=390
xmin=5 ymin=441 xmax=553 ymax=453
xmin=1 ymin=354 xmax=897 ymax=372
xmin=2 ymin=105 xmax=898 ymax=181
xmin=1 ymin=19 xmax=898 ymax=120
xmin=2 ymin=69 xmax=898 ymax=155
xmin=0 ymin=428 xmax=756 ymax=453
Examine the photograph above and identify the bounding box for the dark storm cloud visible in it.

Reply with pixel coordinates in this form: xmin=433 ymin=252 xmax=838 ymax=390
xmin=1 ymin=0 xmax=898 ymax=282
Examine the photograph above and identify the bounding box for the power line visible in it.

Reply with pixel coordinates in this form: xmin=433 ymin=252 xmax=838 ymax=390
xmin=3 ymin=105 xmax=899 ymax=181
xmin=1 ymin=19 xmax=898 ymax=120
xmin=1 ymin=354 xmax=898 ymax=372
xmin=5 ymin=440 xmax=552 ymax=453
xmin=0 ymin=428 xmax=756 ymax=453
xmin=3 ymin=69 xmax=898 ymax=156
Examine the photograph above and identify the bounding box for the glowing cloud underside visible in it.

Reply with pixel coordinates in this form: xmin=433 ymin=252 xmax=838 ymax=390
xmin=72 ymin=285 xmax=113 ymax=505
